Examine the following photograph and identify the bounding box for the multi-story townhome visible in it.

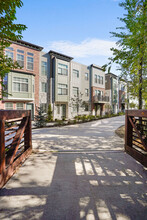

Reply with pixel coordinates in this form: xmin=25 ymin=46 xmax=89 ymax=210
xmin=105 ymin=73 xmax=118 ymax=114
xmin=91 ymin=64 xmax=109 ymax=116
xmin=48 ymin=50 xmax=91 ymax=119
xmin=0 ymin=40 xmax=43 ymax=119
xmin=49 ymin=50 xmax=73 ymax=119
xmin=39 ymin=51 xmax=50 ymax=112
xmin=118 ymin=79 xmax=127 ymax=112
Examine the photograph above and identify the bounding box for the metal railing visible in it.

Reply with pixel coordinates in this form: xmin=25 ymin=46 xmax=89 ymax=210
xmin=94 ymin=95 xmax=109 ymax=103
xmin=125 ymin=110 xmax=147 ymax=167
xmin=0 ymin=110 xmax=32 ymax=188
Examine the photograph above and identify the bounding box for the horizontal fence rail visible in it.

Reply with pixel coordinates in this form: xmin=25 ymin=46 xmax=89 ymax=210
xmin=0 ymin=110 xmax=32 ymax=188
xmin=125 ymin=110 xmax=147 ymax=167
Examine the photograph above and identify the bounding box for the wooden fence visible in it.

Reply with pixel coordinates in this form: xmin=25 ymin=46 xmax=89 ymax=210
xmin=0 ymin=110 xmax=32 ymax=188
xmin=125 ymin=110 xmax=147 ymax=167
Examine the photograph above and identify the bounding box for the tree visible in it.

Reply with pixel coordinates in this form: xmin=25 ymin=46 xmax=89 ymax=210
xmin=46 ymin=104 xmax=53 ymax=122
xmin=0 ymin=0 xmax=27 ymax=98
xmin=34 ymin=106 xmax=47 ymax=128
xmin=106 ymin=0 xmax=147 ymax=109
xmin=70 ymin=92 xmax=84 ymax=116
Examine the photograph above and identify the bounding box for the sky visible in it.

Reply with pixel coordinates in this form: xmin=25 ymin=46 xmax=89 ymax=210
xmin=16 ymin=0 xmax=125 ymax=75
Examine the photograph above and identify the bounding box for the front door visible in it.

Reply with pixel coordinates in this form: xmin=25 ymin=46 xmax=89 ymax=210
xmin=61 ymin=104 xmax=66 ymax=118
xmin=26 ymin=103 xmax=34 ymax=120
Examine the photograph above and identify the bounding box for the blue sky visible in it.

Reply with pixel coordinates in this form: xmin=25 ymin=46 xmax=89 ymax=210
xmin=16 ymin=0 xmax=124 ymax=74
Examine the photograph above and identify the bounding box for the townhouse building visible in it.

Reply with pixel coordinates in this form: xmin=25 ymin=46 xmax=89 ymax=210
xmin=0 ymin=40 xmax=43 ymax=119
xmin=105 ymin=73 xmax=119 ymax=114
xmin=1 ymin=39 xmax=138 ymax=120
xmin=91 ymin=64 xmax=109 ymax=116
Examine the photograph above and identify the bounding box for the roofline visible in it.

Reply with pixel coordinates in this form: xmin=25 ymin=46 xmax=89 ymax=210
xmin=49 ymin=50 xmax=73 ymax=60
xmin=105 ymin=72 xmax=118 ymax=78
xmin=90 ymin=64 xmax=103 ymax=71
xmin=9 ymin=39 xmax=43 ymax=51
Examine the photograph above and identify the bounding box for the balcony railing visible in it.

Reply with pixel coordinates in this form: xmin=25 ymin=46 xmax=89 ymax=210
xmin=94 ymin=95 xmax=109 ymax=103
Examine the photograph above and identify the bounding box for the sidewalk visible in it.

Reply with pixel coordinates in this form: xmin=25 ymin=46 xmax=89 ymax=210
xmin=0 ymin=116 xmax=147 ymax=220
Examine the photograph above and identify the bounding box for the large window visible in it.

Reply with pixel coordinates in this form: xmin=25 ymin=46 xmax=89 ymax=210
xmin=94 ymin=74 xmax=97 ymax=83
xmin=100 ymin=76 xmax=103 ymax=84
xmin=16 ymin=103 xmax=24 ymax=110
xmin=58 ymin=83 xmax=68 ymax=95
xmin=85 ymin=73 xmax=88 ymax=80
xmin=73 ymin=87 xmax=79 ymax=96
xmin=85 ymin=89 xmax=89 ymax=96
xmin=3 ymin=73 xmax=8 ymax=93
xmin=27 ymin=57 xmax=34 ymax=70
xmin=58 ymin=63 xmax=68 ymax=75
xmin=17 ymin=54 xmax=24 ymax=68
xmin=41 ymin=82 xmax=47 ymax=92
xmin=13 ymin=77 xmax=28 ymax=92
xmin=73 ymin=69 xmax=79 ymax=78
xmin=41 ymin=61 xmax=47 ymax=75
xmin=5 ymin=102 xmax=13 ymax=110
xmin=6 ymin=50 xmax=13 ymax=60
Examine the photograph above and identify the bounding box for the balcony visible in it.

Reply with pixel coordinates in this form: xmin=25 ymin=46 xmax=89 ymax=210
xmin=94 ymin=95 xmax=109 ymax=103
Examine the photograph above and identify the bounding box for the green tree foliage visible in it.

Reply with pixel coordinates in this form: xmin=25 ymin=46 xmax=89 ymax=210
xmin=46 ymin=104 xmax=53 ymax=122
xmin=107 ymin=0 xmax=147 ymax=109
xmin=0 ymin=0 xmax=27 ymax=98
xmin=34 ymin=106 xmax=47 ymax=128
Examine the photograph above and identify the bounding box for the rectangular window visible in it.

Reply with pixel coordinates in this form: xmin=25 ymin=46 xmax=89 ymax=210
xmin=73 ymin=69 xmax=79 ymax=78
xmin=27 ymin=52 xmax=34 ymax=56
xmin=58 ymin=63 xmax=68 ymax=75
xmin=27 ymin=56 xmax=34 ymax=70
xmin=94 ymin=74 xmax=97 ymax=83
xmin=3 ymin=73 xmax=8 ymax=93
xmin=13 ymin=77 xmax=28 ymax=92
xmin=85 ymin=89 xmax=89 ymax=96
xmin=32 ymin=78 xmax=34 ymax=93
xmin=85 ymin=73 xmax=88 ymax=80
xmin=5 ymin=102 xmax=13 ymax=110
xmin=6 ymin=47 xmax=14 ymax=51
xmin=58 ymin=83 xmax=68 ymax=95
xmin=41 ymin=82 xmax=47 ymax=92
xmin=17 ymin=54 xmax=24 ymax=68
xmin=41 ymin=61 xmax=47 ymax=75
xmin=73 ymin=87 xmax=79 ymax=97
xmin=6 ymin=50 xmax=13 ymax=60
xmin=16 ymin=103 xmax=24 ymax=110
xmin=17 ymin=49 xmax=24 ymax=54
xmin=98 ymin=75 xmax=100 ymax=84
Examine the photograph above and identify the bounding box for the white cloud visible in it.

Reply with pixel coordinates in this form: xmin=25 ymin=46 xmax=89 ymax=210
xmin=45 ymin=38 xmax=116 ymax=58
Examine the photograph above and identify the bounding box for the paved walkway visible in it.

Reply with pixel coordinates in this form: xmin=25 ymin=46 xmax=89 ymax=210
xmin=0 ymin=116 xmax=147 ymax=220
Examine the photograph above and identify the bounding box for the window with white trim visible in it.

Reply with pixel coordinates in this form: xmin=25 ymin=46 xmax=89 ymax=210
xmin=41 ymin=82 xmax=47 ymax=92
xmin=6 ymin=50 xmax=13 ymax=60
xmin=73 ymin=87 xmax=79 ymax=97
xmin=5 ymin=102 xmax=13 ymax=110
xmin=41 ymin=61 xmax=47 ymax=75
xmin=27 ymin=57 xmax=34 ymax=70
xmin=13 ymin=77 xmax=28 ymax=92
xmin=58 ymin=84 xmax=68 ymax=95
xmin=17 ymin=54 xmax=24 ymax=68
xmin=16 ymin=103 xmax=24 ymax=110
xmin=58 ymin=63 xmax=68 ymax=75
xmin=73 ymin=69 xmax=79 ymax=78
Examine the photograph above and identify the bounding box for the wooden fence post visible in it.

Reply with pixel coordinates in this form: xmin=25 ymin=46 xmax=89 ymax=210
xmin=24 ymin=111 xmax=32 ymax=151
xmin=0 ymin=120 xmax=5 ymax=176
xmin=125 ymin=110 xmax=132 ymax=149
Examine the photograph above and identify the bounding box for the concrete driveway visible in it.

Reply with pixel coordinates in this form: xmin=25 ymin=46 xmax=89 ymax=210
xmin=0 ymin=116 xmax=147 ymax=220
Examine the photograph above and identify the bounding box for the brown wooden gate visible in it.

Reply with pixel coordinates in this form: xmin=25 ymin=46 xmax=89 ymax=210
xmin=125 ymin=110 xmax=147 ymax=167
xmin=0 ymin=110 xmax=32 ymax=188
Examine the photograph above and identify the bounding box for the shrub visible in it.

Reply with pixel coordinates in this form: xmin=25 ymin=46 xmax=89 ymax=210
xmin=34 ymin=106 xmax=46 ymax=128
xmin=46 ymin=104 xmax=53 ymax=122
